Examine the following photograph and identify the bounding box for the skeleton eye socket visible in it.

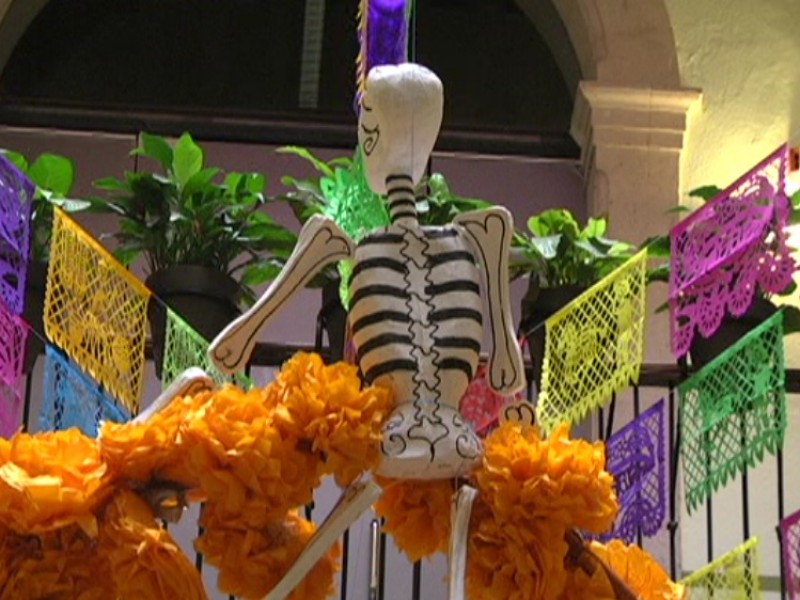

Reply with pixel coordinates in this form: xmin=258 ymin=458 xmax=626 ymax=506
xmin=360 ymin=123 xmax=380 ymax=155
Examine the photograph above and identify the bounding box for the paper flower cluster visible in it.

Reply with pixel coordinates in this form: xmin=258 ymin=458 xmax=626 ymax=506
xmin=0 ymin=352 xmax=392 ymax=600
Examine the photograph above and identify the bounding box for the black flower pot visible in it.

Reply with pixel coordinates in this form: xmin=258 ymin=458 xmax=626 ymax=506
xmin=146 ymin=266 xmax=243 ymax=379
xmin=519 ymin=282 xmax=587 ymax=389
xmin=688 ymin=297 xmax=777 ymax=369
xmin=319 ymin=276 xmax=348 ymax=363
xmin=22 ymin=261 xmax=49 ymax=373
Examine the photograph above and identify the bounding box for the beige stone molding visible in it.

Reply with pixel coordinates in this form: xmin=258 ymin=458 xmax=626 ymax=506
xmin=572 ymin=82 xmax=702 ymax=162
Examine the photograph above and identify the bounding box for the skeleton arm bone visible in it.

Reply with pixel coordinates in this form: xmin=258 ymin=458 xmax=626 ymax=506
xmin=209 ymin=216 xmax=354 ymax=375
xmin=454 ymin=207 xmax=525 ymax=396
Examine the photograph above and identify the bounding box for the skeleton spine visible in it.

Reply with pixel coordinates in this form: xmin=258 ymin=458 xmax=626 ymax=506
xmin=386 ymin=173 xmax=417 ymax=224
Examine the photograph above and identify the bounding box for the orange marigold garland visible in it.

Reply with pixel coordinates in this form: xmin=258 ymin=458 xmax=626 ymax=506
xmin=100 ymin=391 xmax=209 ymax=488
xmin=266 ymin=353 xmax=393 ymax=487
xmin=0 ymin=352 xmax=390 ymax=600
xmin=374 ymin=477 xmax=453 ymax=561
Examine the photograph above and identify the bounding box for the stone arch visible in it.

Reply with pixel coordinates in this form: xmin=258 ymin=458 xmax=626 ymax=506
xmin=0 ymin=0 xmax=682 ymax=95
xmin=0 ymin=0 xmax=47 ymax=80
xmin=520 ymin=0 xmax=682 ymax=89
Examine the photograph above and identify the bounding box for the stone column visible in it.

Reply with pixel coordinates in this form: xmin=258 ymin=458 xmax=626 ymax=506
xmin=571 ymin=81 xmax=701 ymax=363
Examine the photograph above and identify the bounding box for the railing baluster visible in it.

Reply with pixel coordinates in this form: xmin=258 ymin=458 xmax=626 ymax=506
xmin=633 ymin=386 xmax=643 ymax=548
xmin=605 ymin=392 xmax=617 ymax=441
xmin=412 ymin=561 xmax=422 ymax=600
xmin=667 ymin=383 xmax=680 ymax=581
xmin=777 ymin=448 xmax=786 ymax=600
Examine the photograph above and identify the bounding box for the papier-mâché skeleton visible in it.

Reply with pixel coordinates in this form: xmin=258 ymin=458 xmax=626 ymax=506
xmin=208 ymin=63 xmax=527 ymax=600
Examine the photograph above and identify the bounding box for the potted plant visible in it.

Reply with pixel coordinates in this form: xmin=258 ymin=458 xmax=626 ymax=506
xmin=0 ymin=149 xmax=88 ymax=372
xmin=512 ymin=209 xmax=637 ymax=387
xmin=645 ymin=185 xmax=800 ymax=367
xmin=92 ymin=132 xmax=297 ymax=377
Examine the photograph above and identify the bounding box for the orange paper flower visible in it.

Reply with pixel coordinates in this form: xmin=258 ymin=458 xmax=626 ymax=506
xmin=374 ymin=477 xmax=453 ymax=561
xmin=99 ymin=489 xmax=208 ymax=600
xmin=196 ymin=506 xmax=339 ymax=600
xmin=473 ymin=421 xmax=618 ymax=535
xmin=467 ymin=499 xmax=568 ymax=600
xmin=0 ymin=428 xmax=111 ymax=535
xmin=560 ymin=539 xmax=686 ymax=600
xmin=0 ymin=524 xmax=114 ymax=599
xmin=266 ymin=353 xmax=393 ymax=486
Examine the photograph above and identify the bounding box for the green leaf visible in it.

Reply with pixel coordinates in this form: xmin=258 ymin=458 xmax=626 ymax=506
xmin=667 ymin=205 xmax=693 ymax=214
xmin=182 ymin=167 xmax=220 ymax=198
xmin=528 ymin=235 xmax=562 ymax=259
xmin=688 ymin=185 xmax=722 ymax=202
xmin=583 ymin=216 xmax=607 ymax=238
xmin=28 ymin=153 xmax=75 ymax=195
xmin=49 ymin=197 xmax=92 ymax=212
xmin=277 ymin=146 xmax=334 ymax=178
xmin=781 ymin=305 xmax=800 ymax=335
xmin=574 ymin=239 xmax=605 ymax=257
xmin=113 ymin=246 xmax=141 ymax=267
xmin=241 ymin=260 xmax=283 ymax=286
xmin=132 ymin=132 xmax=174 ymax=172
xmin=646 ymin=264 xmax=670 ymax=283
xmin=0 ymin=149 xmax=28 ymax=172
xmin=172 ymin=133 xmax=204 ymax=188
xmin=93 ymin=176 xmax=130 ymax=192
xmin=243 ymin=172 xmax=266 ymax=194
xmin=642 ymin=235 xmax=671 ymax=257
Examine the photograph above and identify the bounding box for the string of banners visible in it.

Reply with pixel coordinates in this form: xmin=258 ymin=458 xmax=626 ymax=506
xmin=0 ymin=193 xmax=256 ymax=436
xmin=669 ymin=144 xmax=795 ymax=357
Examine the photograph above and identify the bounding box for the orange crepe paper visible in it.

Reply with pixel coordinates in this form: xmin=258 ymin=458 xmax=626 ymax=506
xmin=265 ymin=353 xmax=393 ymax=487
xmin=473 ymin=421 xmax=618 ymax=535
xmin=374 ymin=477 xmax=453 ymax=562
xmin=467 ymin=499 xmax=569 ymax=600
xmin=560 ymin=539 xmax=687 ymax=600
xmin=0 ymin=352 xmax=389 ymax=599
xmin=0 ymin=524 xmax=114 ymax=599
xmin=99 ymin=489 xmax=208 ymax=600
xmin=0 ymin=428 xmax=111 ymax=535
xmin=196 ymin=507 xmax=339 ymax=600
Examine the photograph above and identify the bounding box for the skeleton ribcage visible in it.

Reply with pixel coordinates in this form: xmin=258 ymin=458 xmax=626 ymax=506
xmin=349 ymin=223 xmax=483 ymax=409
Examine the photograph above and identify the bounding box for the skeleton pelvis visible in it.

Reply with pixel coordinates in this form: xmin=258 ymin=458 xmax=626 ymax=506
xmin=377 ymin=399 xmax=483 ymax=480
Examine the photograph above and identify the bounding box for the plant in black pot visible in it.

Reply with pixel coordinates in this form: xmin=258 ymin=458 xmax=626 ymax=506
xmin=0 ymin=149 xmax=88 ymax=372
xmin=92 ymin=132 xmax=297 ymax=378
xmin=512 ymin=209 xmax=637 ymax=389
xmin=645 ymin=185 xmax=800 ymax=368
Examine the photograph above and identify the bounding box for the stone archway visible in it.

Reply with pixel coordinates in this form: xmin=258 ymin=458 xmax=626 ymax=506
xmin=0 ymin=0 xmax=47 ymax=81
